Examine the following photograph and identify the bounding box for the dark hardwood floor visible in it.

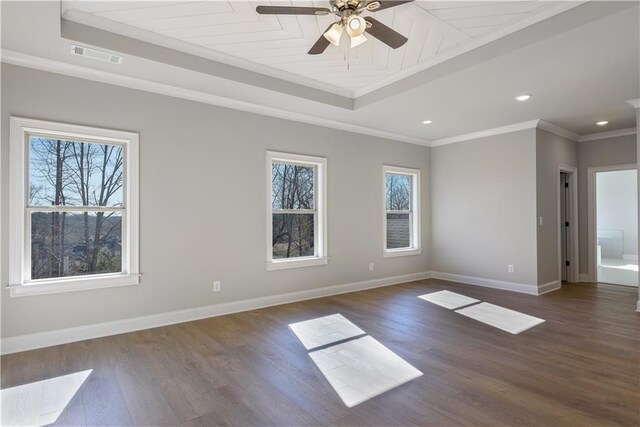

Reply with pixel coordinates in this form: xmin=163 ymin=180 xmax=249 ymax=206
xmin=2 ymin=280 xmax=639 ymax=426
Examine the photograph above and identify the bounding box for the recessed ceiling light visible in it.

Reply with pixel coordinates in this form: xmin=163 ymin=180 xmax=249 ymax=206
xmin=422 ymin=120 xmax=433 ymax=124
xmin=515 ymin=94 xmax=531 ymax=102
xmin=596 ymin=121 xmax=609 ymax=126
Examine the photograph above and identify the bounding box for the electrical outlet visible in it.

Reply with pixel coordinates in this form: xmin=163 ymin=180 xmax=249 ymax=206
xmin=213 ymin=281 xmax=221 ymax=292
xmin=539 ymin=216 xmax=544 ymax=226
xmin=369 ymin=262 xmax=374 ymax=272
xmin=508 ymin=265 xmax=514 ymax=273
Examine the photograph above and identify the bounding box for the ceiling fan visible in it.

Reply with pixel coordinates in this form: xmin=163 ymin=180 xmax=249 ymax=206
xmin=256 ymin=1 xmax=413 ymax=55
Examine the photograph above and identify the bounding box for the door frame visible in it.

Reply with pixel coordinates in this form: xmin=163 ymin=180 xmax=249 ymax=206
xmin=558 ymin=165 xmax=579 ymax=284
xmin=587 ymin=163 xmax=637 ymax=283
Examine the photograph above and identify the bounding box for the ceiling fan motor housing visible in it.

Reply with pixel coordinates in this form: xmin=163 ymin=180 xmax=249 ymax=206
xmin=332 ymin=0 xmax=363 ymax=13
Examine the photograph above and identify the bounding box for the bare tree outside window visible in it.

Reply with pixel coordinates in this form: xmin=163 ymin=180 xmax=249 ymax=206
xmin=386 ymin=173 xmax=412 ymax=249
xmin=271 ymin=162 xmax=316 ymax=259
xmin=29 ymin=136 xmax=124 ymax=280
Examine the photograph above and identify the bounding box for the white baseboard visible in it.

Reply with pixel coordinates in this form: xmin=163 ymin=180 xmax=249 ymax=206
xmin=431 ymin=271 xmax=538 ymax=295
xmin=637 ymin=299 xmax=640 ymax=312
xmin=579 ymin=274 xmax=592 ymax=283
xmin=538 ymin=281 xmax=561 ymax=295
xmin=0 ymin=271 xmax=432 ymax=355
xmin=623 ymin=254 xmax=639 ymax=262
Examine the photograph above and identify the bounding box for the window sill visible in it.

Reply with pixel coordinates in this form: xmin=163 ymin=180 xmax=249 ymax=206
xmin=266 ymin=257 xmax=328 ymax=271
xmin=8 ymin=274 xmax=140 ymax=297
xmin=383 ymin=248 xmax=422 ymax=258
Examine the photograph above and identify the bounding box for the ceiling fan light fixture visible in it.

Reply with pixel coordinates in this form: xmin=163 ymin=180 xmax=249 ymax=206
xmin=346 ymin=15 xmax=366 ymax=37
xmin=324 ymin=22 xmax=344 ymax=46
xmin=255 ymin=1 xmax=414 ymax=55
xmin=350 ymin=33 xmax=367 ymax=48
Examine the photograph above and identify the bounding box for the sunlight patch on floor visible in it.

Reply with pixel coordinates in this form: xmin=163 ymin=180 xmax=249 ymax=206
xmin=289 ymin=313 xmax=365 ymax=350
xmin=1 ymin=369 xmax=92 ymax=426
xmin=309 ymin=336 xmax=423 ymax=408
xmin=455 ymin=302 xmax=545 ymax=334
xmin=289 ymin=315 xmax=421 ymax=407
xmin=418 ymin=290 xmax=479 ymax=309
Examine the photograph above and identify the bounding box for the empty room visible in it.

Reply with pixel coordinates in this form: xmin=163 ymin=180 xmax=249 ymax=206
xmin=1 ymin=1 xmax=639 ymax=426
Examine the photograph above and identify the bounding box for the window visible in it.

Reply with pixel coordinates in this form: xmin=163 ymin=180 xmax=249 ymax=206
xmin=383 ymin=165 xmax=421 ymax=257
xmin=9 ymin=117 xmax=139 ymax=296
xmin=267 ymin=151 xmax=327 ymax=270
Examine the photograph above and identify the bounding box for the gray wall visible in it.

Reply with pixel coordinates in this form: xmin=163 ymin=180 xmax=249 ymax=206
xmin=1 ymin=65 xmax=431 ymax=338
xmin=535 ymin=129 xmax=578 ymax=286
xmin=577 ymin=134 xmax=637 ymax=277
xmin=430 ymin=129 xmax=538 ymax=288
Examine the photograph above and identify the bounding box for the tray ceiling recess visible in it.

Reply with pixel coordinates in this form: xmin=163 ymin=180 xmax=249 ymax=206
xmin=61 ymin=1 xmax=579 ymax=95
xmin=255 ymin=1 xmax=412 ymax=56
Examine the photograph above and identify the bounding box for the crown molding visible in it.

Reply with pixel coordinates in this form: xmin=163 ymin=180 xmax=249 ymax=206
xmin=579 ymin=127 xmax=637 ymax=142
xmin=431 ymin=119 xmax=588 ymax=147
xmin=537 ymin=120 xmax=581 ymax=141
xmin=2 ymin=49 xmax=631 ymax=151
xmin=430 ymin=120 xmax=541 ymax=147
xmin=627 ymin=98 xmax=640 ymax=109
xmin=1 ymin=50 xmax=431 ymax=147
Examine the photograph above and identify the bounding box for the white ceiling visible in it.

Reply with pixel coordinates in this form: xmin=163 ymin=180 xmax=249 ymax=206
xmin=356 ymin=3 xmax=640 ymax=138
xmin=61 ymin=1 xmax=569 ymax=94
xmin=1 ymin=1 xmax=638 ymax=144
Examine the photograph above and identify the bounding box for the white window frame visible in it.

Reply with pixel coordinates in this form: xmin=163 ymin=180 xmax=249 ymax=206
xmin=8 ymin=117 xmax=140 ymax=297
xmin=266 ymin=151 xmax=327 ymax=270
xmin=383 ymin=165 xmax=421 ymax=258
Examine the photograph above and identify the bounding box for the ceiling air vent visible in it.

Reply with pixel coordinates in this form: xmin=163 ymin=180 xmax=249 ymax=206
xmin=70 ymin=45 xmax=123 ymax=65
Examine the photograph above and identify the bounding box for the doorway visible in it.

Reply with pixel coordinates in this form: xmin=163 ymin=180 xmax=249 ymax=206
xmin=558 ymin=166 xmax=578 ymax=284
xmin=560 ymin=172 xmax=570 ymax=282
xmin=595 ymin=168 xmax=638 ymax=286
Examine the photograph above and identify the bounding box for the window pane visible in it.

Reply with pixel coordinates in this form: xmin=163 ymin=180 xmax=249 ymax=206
xmin=387 ymin=213 xmax=411 ymax=249
xmin=29 ymin=137 xmax=124 ymax=207
xmin=272 ymin=213 xmax=315 ymax=259
xmin=31 ymin=211 xmax=122 ymax=280
xmin=386 ymin=174 xmax=411 ymax=211
xmin=272 ymin=163 xmax=314 ymax=210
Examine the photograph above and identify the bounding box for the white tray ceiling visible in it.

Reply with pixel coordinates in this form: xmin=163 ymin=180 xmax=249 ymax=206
xmin=62 ymin=1 xmax=566 ymax=93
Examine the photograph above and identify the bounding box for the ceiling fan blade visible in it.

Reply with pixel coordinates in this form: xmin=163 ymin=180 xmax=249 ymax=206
xmin=256 ymin=6 xmax=331 ymax=15
xmin=369 ymin=0 xmax=414 ymax=12
xmin=364 ymin=17 xmax=408 ymax=49
xmin=308 ymin=24 xmax=335 ymax=55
